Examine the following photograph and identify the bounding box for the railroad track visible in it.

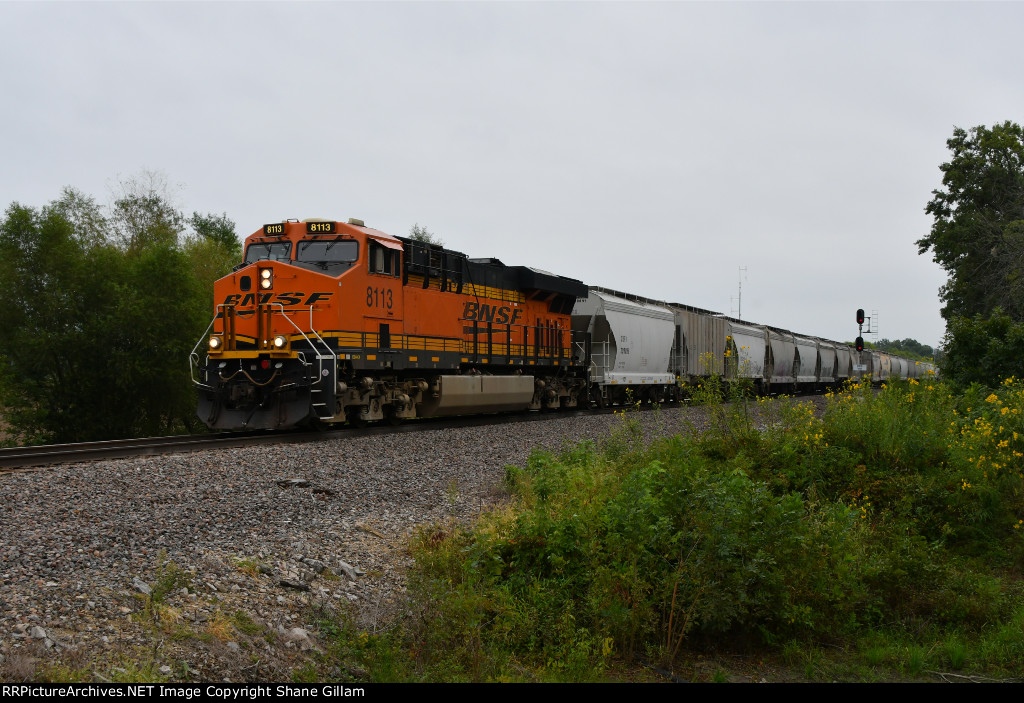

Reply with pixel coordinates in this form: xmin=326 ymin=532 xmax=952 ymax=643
xmin=0 ymin=389 xmax=851 ymax=473
xmin=0 ymin=387 xmax=855 ymax=473
xmin=0 ymin=406 xmax=626 ymax=472
xmin=0 ymin=431 xmax=297 ymax=472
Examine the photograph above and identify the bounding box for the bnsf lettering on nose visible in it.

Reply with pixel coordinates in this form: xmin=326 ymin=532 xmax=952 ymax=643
xmin=462 ymin=302 xmax=522 ymax=325
xmin=222 ymin=292 xmax=334 ymax=306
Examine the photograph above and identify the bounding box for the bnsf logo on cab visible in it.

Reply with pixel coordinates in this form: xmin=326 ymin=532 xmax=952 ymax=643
xmin=222 ymin=292 xmax=334 ymax=306
xmin=462 ymin=302 xmax=523 ymax=325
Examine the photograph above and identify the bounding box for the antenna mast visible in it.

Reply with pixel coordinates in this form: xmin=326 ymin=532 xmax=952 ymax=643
xmin=737 ymin=266 xmax=747 ymax=320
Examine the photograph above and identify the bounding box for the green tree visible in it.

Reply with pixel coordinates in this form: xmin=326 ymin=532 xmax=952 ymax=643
xmin=939 ymin=309 xmax=1024 ymax=388
xmin=110 ymin=171 xmax=185 ymax=252
xmin=107 ymin=237 xmax=209 ymax=437
xmin=876 ymin=338 xmax=934 ymax=361
xmin=0 ymin=195 xmax=117 ymax=442
xmin=185 ymin=211 xmax=241 ymax=312
xmin=408 ymin=222 xmax=443 ymax=246
xmin=918 ymin=121 xmax=1024 ymax=321
xmin=189 ymin=211 xmax=240 ymax=257
xmin=0 ymin=180 xmax=236 ymax=444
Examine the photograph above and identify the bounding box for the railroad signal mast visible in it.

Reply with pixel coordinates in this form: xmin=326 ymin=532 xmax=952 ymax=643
xmin=854 ymin=308 xmax=870 ymax=378
xmin=855 ymin=308 xmax=866 ymax=351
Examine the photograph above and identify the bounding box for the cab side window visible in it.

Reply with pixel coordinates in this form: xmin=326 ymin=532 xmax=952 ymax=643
xmin=369 ymin=241 xmax=400 ymax=276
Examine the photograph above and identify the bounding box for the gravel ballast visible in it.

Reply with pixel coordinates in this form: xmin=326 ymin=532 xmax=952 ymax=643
xmin=0 ymin=407 xmax=715 ymax=681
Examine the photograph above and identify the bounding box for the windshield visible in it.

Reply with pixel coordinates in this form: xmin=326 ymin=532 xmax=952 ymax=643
xmin=297 ymin=239 xmax=359 ymax=263
xmin=244 ymin=242 xmax=292 ymax=263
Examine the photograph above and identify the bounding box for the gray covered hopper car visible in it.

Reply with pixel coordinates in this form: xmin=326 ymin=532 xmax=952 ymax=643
xmin=572 ymin=285 xmax=936 ymax=403
xmin=572 ymin=288 xmax=679 ymax=406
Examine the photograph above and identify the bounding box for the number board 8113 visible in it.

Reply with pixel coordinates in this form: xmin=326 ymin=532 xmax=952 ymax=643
xmin=366 ymin=287 xmax=394 ymax=311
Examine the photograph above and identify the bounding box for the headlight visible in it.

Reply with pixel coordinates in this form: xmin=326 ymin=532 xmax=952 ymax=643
xmin=209 ymin=336 xmax=222 ymax=350
xmin=273 ymin=335 xmax=287 ymax=349
xmin=259 ymin=268 xmax=273 ymax=289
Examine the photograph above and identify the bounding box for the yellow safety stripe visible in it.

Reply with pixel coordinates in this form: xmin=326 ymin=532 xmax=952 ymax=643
xmin=212 ymin=329 xmax=571 ymax=360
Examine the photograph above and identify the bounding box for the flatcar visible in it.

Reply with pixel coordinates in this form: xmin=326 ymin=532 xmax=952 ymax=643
xmin=191 ymin=217 xmax=934 ymax=431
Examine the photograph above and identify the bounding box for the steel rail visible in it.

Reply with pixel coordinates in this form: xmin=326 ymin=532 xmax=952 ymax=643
xmin=0 ymin=406 xmax=625 ymax=472
xmin=0 ymin=432 xmax=294 ymax=471
xmin=0 ymin=389 xmax=847 ymax=473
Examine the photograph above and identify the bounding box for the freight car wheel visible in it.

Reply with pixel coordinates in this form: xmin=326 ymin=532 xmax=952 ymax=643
xmin=385 ymin=408 xmax=403 ymax=426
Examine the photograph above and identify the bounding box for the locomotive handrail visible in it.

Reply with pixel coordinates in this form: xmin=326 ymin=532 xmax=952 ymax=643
xmin=572 ymin=339 xmax=588 ymax=364
xmin=190 ymin=303 xmax=338 ymax=393
xmin=189 ymin=317 xmax=218 ymax=389
xmin=306 ymin=305 xmax=337 ymax=375
xmin=271 ymin=303 xmax=337 ymax=373
xmin=190 ymin=303 xmax=242 ymax=389
xmin=459 ymin=317 xmax=579 ymax=363
xmin=265 ymin=304 xmax=337 ymax=402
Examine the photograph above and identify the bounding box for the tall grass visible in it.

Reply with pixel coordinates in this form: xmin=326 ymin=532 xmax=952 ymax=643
xmin=322 ymin=375 xmax=1024 ymax=681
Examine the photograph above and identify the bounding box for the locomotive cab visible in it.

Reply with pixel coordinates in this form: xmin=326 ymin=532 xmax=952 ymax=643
xmin=192 ymin=218 xmax=404 ymax=430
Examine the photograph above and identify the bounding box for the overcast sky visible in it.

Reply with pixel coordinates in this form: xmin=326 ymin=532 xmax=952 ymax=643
xmin=4 ymin=1 xmax=1022 ymax=349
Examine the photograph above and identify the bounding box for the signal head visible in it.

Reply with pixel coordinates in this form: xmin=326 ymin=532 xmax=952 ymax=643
xmin=856 ymin=308 xmax=865 ymax=325
xmin=855 ymin=336 xmax=864 ymax=352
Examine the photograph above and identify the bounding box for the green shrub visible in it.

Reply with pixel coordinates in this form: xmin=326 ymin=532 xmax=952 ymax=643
xmin=345 ymin=378 xmax=1024 ymax=680
xmin=941 ymin=309 xmax=1024 ymax=389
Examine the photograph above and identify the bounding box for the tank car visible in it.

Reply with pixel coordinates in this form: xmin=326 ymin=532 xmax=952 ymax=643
xmin=191 ymin=218 xmax=589 ymax=430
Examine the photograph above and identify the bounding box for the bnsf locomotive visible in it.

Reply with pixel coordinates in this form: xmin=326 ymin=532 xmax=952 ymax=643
xmin=191 ymin=218 xmax=592 ymax=430
xmin=191 ymin=217 xmax=934 ymax=431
